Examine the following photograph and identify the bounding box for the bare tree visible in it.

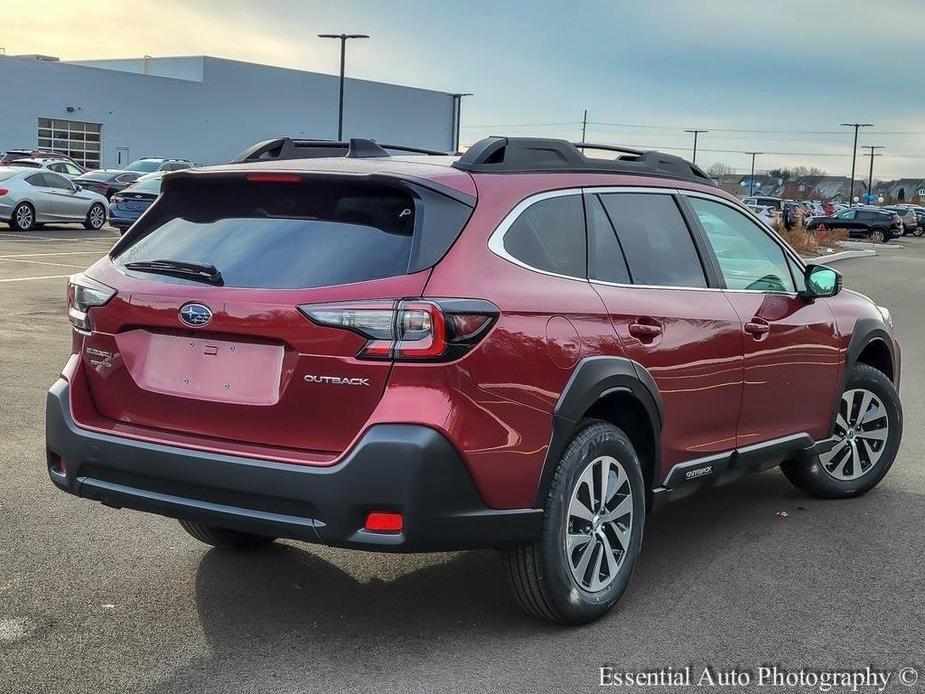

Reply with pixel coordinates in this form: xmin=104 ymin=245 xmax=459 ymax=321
xmin=707 ymin=162 xmax=733 ymax=177
xmin=790 ymin=165 xmax=826 ymax=177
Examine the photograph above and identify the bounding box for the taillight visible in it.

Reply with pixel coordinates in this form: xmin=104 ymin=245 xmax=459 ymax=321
xmin=67 ymin=273 xmax=116 ymax=331
xmin=246 ymin=173 xmax=303 ymax=183
xmin=299 ymin=298 xmax=498 ymax=362
xmin=0 ymin=188 xmax=8 ymax=196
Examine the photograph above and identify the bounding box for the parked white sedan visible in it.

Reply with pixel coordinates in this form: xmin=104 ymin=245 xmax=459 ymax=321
xmin=0 ymin=167 xmax=108 ymax=231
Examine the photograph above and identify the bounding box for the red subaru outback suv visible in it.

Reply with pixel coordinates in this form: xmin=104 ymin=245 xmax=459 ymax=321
xmin=47 ymin=137 xmax=902 ymax=624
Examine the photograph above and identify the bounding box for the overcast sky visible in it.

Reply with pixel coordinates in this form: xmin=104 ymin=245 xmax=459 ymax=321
xmin=5 ymin=0 xmax=925 ymax=179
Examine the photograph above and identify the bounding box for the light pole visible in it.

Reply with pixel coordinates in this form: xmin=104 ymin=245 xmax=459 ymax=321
xmin=450 ymin=93 xmax=473 ymax=152
xmin=746 ymin=152 xmax=763 ymax=195
xmin=684 ymin=129 xmax=708 ymax=164
xmin=863 ymin=146 xmax=884 ymax=205
xmin=840 ymin=122 xmax=873 ymax=206
xmin=318 ymin=33 xmax=370 ymax=140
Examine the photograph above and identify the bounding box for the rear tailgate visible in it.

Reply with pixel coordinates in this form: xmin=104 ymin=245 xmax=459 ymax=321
xmin=75 ymin=169 xmax=473 ymax=458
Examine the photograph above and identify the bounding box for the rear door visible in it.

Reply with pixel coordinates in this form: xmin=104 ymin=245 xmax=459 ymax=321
xmin=41 ymin=172 xmax=87 ymax=220
xmin=22 ymin=173 xmax=55 ymax=220
xmin=587 ymin=190 xmax=744 ymax=478
xmin=683 ymin=193 xmax=840 ymax=444
xmin=82 ymin=172 xmax=473 ymax=456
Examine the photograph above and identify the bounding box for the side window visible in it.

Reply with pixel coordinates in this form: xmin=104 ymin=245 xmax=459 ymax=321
xmin=687 ymin=197 xmax=795 ymax=293
xmin=599 ymin=193 xmax=706 ymax=288
xmin=65 ymin=163 xmax=82 ymax=175
xmin=25 ymin=174 xmax=44 ymax=187
xmin=41 ymin=172 xmax=72 ymax=190
xmin=502 ymin=194 xmax=586 ymax=278
xmin=48 ymin=163 xmax=63 ymax=173
xmin=586 ymin=194 xmax=630 ymax=284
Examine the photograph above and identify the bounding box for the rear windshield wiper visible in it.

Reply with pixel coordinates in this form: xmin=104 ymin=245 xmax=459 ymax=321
xmin=124 ymin=259 xmax=224 ymax=286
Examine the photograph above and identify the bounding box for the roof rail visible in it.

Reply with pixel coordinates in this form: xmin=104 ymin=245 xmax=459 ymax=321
xmin=452 ymin=137 xmax=715 ymax=186
xmin=229 ymin=137 xmax=451 ymax=163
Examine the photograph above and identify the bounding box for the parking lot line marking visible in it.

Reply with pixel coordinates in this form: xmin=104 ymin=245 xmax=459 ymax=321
xmin=0 ymin=258 xmax=86 ymax=269
xmin=0 ymin=251 xmax=107 ymax=258
xmin=0 ymin=274 xmax=70 ymax=283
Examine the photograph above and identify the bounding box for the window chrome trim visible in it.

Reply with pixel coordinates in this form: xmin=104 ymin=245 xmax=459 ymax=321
xmin=486 ymin=184 xmax=805 ymax=297
xmin=487 ymin=186 xmax=682 ymax=281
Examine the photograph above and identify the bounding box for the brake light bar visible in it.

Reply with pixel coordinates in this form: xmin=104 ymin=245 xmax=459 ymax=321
xmin=299 ymin=299 xmax=498 ymax=362
xmin=245 ymin=172 xmax=303 ymax=183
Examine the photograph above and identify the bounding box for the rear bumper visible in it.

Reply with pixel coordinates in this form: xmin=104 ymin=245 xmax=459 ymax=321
xmin=45 ymin=379 xmax=542 ymax=552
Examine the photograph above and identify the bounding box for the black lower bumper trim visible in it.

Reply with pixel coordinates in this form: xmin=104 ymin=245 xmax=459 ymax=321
xmin=46 ymin=379 xmax=543 ymax=552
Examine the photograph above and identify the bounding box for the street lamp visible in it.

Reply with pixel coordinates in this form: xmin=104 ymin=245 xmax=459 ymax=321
xmin=745 ymin=152 xmax=763 ymax=195
xmin=840 ymin=122 xmax=873 ymax=206
xmin=684 ymin=129 xmax=708 ymax=164
xmin=318 ymin=33 xmax=370 ymax=140
xmin=450 ymin=93 xmax=473 ymax=152
xmin=863 ymin=146 xmax=884 ymax=205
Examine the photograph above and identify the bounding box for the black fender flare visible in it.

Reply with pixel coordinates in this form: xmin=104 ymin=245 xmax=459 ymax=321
xmin=534 ymin=356 xmax=663 ymax=506
xmin=829 ymin=317 xmax=895 ymax=435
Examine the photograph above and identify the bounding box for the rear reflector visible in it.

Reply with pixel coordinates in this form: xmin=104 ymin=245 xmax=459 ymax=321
xmin=364 ymin=512 xmax=403 ymax=533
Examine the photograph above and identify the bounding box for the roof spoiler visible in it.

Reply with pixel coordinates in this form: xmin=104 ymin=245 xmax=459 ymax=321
xmin=452 ymin=137 xmax=715 ymax=186
xmin=229 ymin=137 xmax=452 ymax=163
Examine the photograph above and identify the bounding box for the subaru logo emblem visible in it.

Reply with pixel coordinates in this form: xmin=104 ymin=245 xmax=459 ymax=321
xmin=179 ymin=303 xmax=212 ymax=327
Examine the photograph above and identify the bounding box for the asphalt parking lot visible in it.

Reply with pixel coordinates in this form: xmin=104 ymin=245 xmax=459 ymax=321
xmin=1 ymin=227 xmax=923 ymax=694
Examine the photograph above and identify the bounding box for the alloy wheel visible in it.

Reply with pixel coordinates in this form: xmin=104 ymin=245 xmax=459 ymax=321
xmin=89 ymin=205 xmax=105 ymax=229
xmin=870 ymin=230 xmax=885 ymax=243
xmin=820 ymin=388 xmax=890 ymax=481
xmin=565 ymin=455 xmax=633 ymax=592
xmin=15 ymin=205 xmax=33 ymax=230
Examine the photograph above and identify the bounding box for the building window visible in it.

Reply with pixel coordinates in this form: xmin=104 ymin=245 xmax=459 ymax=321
xmin=918 ymin=189 xmax=925 ymax=197
xmin=37 ymin=118 xmax=102 ymax=169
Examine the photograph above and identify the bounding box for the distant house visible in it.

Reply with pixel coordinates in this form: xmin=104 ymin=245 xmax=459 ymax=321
xmin=716 ymin=173 xmax=781 ymax=197
xmin=771 ymin=176 xmax=865 ymax=202
xmin=874 ymin=179 xmax=925 ymax=203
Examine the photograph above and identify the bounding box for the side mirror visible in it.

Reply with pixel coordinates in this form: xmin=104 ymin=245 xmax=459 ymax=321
xmin=802 ymin=264 xmax=842 ymax=299
xmin=73 ymin=184 xmax=82 ymax=192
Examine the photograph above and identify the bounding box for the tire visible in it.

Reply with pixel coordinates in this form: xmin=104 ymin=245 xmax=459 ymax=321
xmin=781 ymin=363 xmax=902 ymax=499
xmin=10 ymin=202 xmax=35 ymax=231
xmin=178 ymin=519 xmax=276 ymax=550
xmin=914 ymin=226 xmax=925 ymax=238
xmin=502 ymin=421 xmax=645 ymax=625
xmin=869 ymin=229 xmax=886 ymax=243
xmin=84 ymin=203 xmax=106 ymax=231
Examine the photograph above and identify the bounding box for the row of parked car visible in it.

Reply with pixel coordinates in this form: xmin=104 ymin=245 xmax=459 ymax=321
xmin=0 ymin=147 xmax=191 ymax=232
xmin=743 ymin=194 xmax=925 ymax=243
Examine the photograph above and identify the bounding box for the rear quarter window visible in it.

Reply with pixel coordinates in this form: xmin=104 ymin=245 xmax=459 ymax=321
xmin=502 ymin=194 xmax=586 ymax=278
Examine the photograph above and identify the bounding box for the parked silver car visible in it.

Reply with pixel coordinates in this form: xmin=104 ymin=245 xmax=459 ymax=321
xmin=0 ymin=168 xmax=108 ymax=231
xmin=9 ymin=157 xmax=87 ymax=179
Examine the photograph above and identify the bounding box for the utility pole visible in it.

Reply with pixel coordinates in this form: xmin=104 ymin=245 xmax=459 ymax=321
xmin=746 ymin=152 xmax=763 ymax=195
xmin=864 ymin=146 xmax=884 ymax=205
xmin=684 ymin=129 xmax=708 ymax=164
xmin=580 ymin=109 xmax=588 ymax=152
xmin=450 ymin=93 xmax=473 ymax=152
xmin=840 ymin=122 xmax=873 ymax=206
xmin=318 ymin=33 xmax=370 ymax=140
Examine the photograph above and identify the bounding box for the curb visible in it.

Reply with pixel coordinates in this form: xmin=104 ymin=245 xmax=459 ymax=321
xmin=802 ymin=249 xmax=876 ymax=264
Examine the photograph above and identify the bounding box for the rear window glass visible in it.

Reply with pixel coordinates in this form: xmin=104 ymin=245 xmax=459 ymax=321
xmin=125 ymin=175 xmax=165 ymax=194
xmin=114 ymin=177 xmax=419 ymax=289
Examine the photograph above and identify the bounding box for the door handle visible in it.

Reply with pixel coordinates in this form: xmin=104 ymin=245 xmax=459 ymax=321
xmin=629 ymin=320 xmax=662 ymax=340
xmin=744 ymin=319 xmax=771 ymax=338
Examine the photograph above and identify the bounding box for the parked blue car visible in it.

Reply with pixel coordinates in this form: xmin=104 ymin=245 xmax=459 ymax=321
xmin=108 ymin=172 xmax=165 ymax=233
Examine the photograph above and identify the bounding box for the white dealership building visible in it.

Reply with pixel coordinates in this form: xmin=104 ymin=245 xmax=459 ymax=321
xmin=0 ymin=53 xmax=460 ymax=169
